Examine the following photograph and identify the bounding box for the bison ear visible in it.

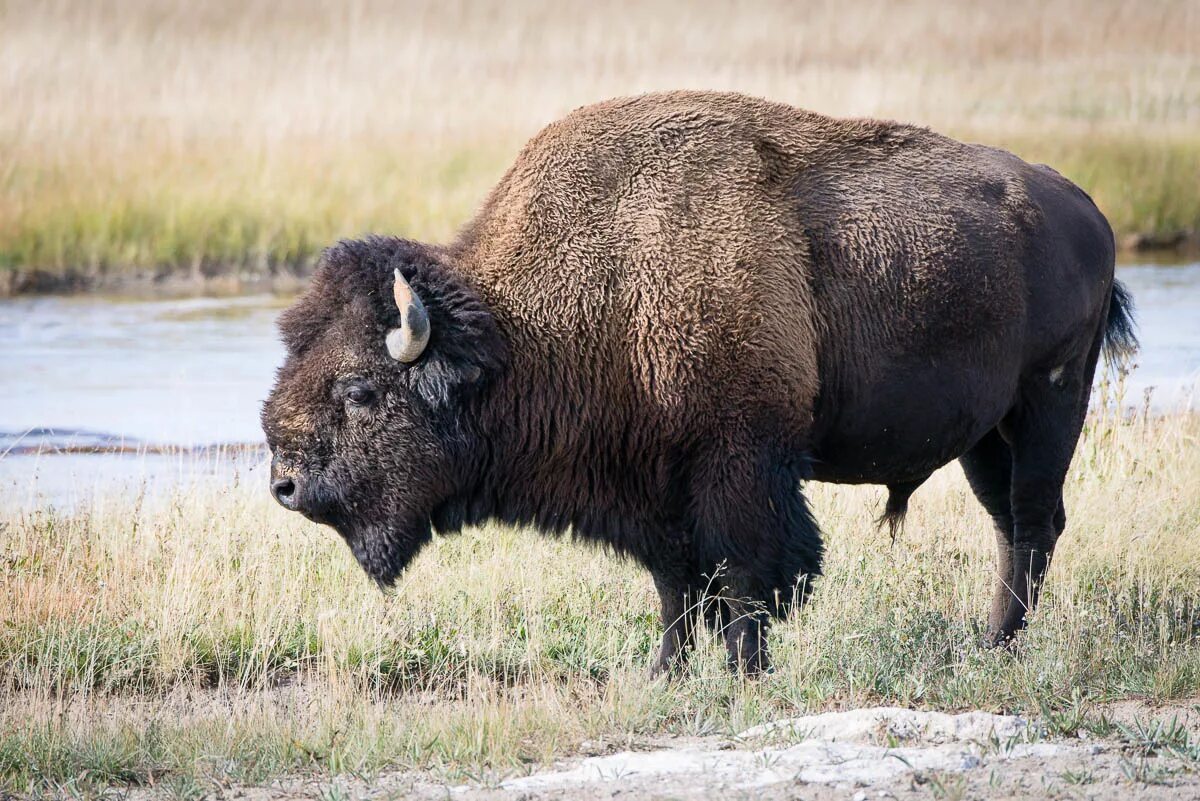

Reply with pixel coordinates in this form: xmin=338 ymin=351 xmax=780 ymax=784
xmin=410 ymin=358 xmax=486 ymax=411
xmin=401 ymin=269 xmax=506 ymax=410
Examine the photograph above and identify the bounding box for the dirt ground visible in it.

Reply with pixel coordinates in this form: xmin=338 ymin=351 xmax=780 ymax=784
xmin=127 ymin=702 xmax=1200 ymax=801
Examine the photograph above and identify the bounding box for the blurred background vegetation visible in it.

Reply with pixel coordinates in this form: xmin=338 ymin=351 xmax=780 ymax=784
xmin=1 ymin=0 xmax=1198 ymax=292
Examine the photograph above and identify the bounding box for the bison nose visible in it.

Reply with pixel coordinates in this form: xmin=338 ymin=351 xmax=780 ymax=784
xmin=271 ymin=477 xmax=298 ymax=510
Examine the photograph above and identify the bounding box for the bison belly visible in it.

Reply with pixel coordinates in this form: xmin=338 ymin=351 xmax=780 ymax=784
xmin=808 ymin=354 xmax=1020 ymax=485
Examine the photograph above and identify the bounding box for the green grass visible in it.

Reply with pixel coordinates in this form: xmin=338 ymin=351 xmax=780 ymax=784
xmin=1000 ymin=133 xmax=1200 ymax=243
xmin=2 ymin=133 xmax=1198 ymax=289
xmin=2 ymin=408 xmax=1198 ymax=796
xmin=0 ymin=140 xmax=514 ymax=283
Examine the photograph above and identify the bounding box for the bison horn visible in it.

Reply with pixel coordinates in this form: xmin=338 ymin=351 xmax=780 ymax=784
xmin=386 ymin=268 xmax=430 ymax=362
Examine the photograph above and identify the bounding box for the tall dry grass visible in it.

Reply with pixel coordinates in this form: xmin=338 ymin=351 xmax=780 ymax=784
xmin=2 ymin=402 xmax=1199 ymax=794
xmin=2 ymin=0 xmax=1199 ymax=280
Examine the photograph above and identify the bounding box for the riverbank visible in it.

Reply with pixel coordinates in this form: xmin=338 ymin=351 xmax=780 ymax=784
xmin=4 ymin=127 xmax=1200 ymax=299
xmin=4 ymin=139 xmax=1197 ymax=297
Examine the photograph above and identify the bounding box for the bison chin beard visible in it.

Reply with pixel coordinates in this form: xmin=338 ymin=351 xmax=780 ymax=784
xmin=339 ymin=516 xmax=434 ymax=588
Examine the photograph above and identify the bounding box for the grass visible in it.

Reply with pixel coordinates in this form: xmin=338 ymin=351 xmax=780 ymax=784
xmin=2 ymin=0 xmax=1199 ymax=288
xmin=0 ymin=140 xmax=511 ymax=280
xmin=2 ymin=389 xmax=1199 ymax=796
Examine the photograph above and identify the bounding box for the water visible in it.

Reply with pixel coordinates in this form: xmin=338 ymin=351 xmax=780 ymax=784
xmin=1 ymin=264 xmax=1197 ymax=506
xmin=0 ymin=294 xmax=285 ymax=446
xmin=1116 ymin=264 xmax=1200 ymax=407
xmin=0 ymin=294 xmax=284 ymax=505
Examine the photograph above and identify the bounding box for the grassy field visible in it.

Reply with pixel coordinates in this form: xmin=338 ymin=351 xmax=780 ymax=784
xmin=2 ymin=0 xmax=1199 ymax=291
xmin=2 ymin=386 xmax=1199 ymax=796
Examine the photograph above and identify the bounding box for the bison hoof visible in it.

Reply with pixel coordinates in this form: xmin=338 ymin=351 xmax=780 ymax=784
xmin=982 ymin=629 xmax=1018 ymax=650
xmin=725 ymin=653 xmax=773 ymax=678
xmin=727 ymin=663 xmax=774 ymax=679
xmin=648 ymin=654 xmax=688 ymax=680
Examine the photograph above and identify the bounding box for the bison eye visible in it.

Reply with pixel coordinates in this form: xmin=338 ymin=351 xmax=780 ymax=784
xmin=345 ymin=384 xmax=375 ymax=407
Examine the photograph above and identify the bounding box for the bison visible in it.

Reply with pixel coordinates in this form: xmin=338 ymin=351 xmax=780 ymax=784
xmin=262 ymin=91 xmax=1136 ymax=675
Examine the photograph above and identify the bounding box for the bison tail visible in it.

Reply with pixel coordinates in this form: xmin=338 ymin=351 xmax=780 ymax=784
xmin=1102 ymin=279 xmax=1138 ymax=368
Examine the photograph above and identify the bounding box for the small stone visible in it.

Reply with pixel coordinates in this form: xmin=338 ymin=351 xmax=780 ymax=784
xmin=853 ymin=792 xmax=868 ymax=801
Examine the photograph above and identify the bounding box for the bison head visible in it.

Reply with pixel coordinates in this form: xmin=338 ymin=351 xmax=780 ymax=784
xmin=261 ymin=237 xmax=506 ymax=585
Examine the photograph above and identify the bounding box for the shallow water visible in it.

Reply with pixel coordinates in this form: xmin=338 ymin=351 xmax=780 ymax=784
xmin=0 ymin=294 xmax=283 ymax=505
xmin=0 ymin=294 xmax=285 ymax=446
xmin=1 ymin=264 xmax=1197 ymax=506
xmin=1115 ymin=263 xmax=1200 ymax=407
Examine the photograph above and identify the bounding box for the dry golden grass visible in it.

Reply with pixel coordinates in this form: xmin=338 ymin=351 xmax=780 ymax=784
xmin=2 ymin=399 xmax=1199 ymax=794
xmin=2 ymin=0 xmax=1199 ymax=280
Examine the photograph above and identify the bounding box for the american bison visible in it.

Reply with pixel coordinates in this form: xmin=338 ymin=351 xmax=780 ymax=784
xmin=262 ymin=91 xmax=1136 ymax=675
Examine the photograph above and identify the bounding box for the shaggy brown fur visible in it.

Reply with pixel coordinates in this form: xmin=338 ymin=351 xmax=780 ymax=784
xmin=262 ymin=91 xmax=1135 ymax=674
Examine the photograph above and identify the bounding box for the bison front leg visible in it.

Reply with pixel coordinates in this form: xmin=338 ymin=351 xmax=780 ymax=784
xmin=689 ymin=442 xmax=823 ymax=676
xmin=717 ymin=581 xmax=772 ymax=676
xmin=724 ymin=619 xmax=770 ymax=675
xmin=649 ymin=574 xmax=705 ymax=677
xmin=651 ymin=570 xmax=772 ymax=677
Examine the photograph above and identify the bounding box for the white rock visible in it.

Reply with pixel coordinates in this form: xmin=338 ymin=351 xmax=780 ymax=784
xmin=736 ymin=706 xmax=1026 ymax=743
xmin=455 ymin=707 xmax=1076 ymax=797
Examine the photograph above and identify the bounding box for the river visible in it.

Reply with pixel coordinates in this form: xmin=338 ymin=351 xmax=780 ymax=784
xmin=1 ymin=264 xmax=1197 ymax=506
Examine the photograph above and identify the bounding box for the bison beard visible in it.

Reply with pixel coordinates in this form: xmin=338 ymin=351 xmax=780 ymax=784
xmin=342 ymin=517 xmax=433 ymax=588
xmin=262 ymin=91 xmax=1135 ymax=676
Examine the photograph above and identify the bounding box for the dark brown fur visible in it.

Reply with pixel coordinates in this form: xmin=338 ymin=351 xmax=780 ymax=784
xmin=262 ymin=91 xmax=1135 ymax=674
